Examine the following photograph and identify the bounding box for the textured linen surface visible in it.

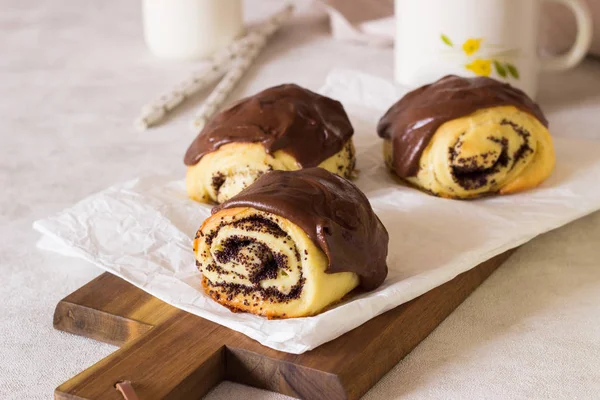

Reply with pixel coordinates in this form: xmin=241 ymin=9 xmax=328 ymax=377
xmin=2 ymin=0 xmax=600 ymax=398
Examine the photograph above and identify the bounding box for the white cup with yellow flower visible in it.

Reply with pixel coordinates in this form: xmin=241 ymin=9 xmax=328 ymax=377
xmin=394 ymin=0 xmax=593 ymax=98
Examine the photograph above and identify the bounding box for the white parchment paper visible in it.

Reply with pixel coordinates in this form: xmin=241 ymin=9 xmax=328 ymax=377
xmin=34 ymin=70 xmax=600 ymax=354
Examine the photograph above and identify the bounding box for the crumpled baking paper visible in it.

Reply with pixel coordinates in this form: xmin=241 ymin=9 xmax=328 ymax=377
xmin=34 ymin=69 xmax=600 ymax=354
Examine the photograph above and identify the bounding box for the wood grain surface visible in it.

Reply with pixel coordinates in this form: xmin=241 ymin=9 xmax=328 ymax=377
xmin=54 ymin=250 xmax=514 ymax=400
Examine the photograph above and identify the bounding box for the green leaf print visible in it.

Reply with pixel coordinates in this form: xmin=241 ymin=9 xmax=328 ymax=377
xmin=441 ymin=34 xmax=453 ymax=47
xmin=493 ymin=61 xmax=507 ymax=78
xmin=506 ymin=63 xmax=520 ymax=79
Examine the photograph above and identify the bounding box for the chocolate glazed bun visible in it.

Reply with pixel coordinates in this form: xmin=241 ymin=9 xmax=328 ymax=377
xmin=184 ymin=84 xmax=356 ymax=204
xmin=193 ymin=168 xmax=389 ymax=318
xmin=377 ymin=75 xmax=555 ymax=199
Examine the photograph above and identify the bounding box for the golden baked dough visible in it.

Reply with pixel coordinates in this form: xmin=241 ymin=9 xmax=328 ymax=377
xmin=186 ymin=140 xmax=355 ymax=204
xmin=194 ymin=207 xmax=360 ymax=318
xmin=184 ymin=84 xmax=357 ymax=204
xmin=384 ymin=106 xmax=555 ymax=199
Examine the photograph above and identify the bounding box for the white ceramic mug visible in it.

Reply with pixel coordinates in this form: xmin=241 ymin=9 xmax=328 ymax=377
xmin=394 ymin=0 xmax=593 ymax=97
xmin=142 ymin=0 xmax=244 ymax=60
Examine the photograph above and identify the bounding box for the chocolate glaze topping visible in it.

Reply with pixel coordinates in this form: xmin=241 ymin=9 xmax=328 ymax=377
xmin=377 ymin=75 xmax=549 ymax=177
xmin=184 ymin=84 xmax=353 ymax=167
xmin=213 ymin=168 xmax=389 ymax=290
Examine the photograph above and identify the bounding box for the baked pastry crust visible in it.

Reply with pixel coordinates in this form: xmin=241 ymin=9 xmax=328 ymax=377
xmin=383 ymin=105 xmax=555 ymax=198
xmin=186 ymin=140 xmax=355 ymax=204
xmin=194 ymin=168 xmax=388 ymax=318
xmin=377 ymin=76 xmax=555 ymax=199
xmin=184 ymin=84 xmax=356 ymax=204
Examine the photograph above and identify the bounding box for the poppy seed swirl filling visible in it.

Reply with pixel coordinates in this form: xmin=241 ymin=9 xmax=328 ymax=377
xmin=449 ymin=119 xmax=533 ymax=191
xmin=200 ymin=216 xmax=306 ymax=303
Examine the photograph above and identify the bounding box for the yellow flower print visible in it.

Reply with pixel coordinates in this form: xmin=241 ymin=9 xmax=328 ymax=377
xmin=462 ymin=38 xmax=482 ymax=56
xmin=465 ymin=59 xmax=492 ymax=77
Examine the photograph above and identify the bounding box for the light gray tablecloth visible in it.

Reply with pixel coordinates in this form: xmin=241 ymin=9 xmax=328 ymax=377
xmin=2 ymin=1 xmax=600 ymax=399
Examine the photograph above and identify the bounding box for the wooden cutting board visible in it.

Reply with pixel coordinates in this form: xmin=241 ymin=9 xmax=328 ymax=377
xmin=53 ymin=250 xmax=513 ymax=400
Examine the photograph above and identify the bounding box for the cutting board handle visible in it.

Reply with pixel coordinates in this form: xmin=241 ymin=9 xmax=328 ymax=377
xmin=55 ymin=311 xmax=227 ymax=400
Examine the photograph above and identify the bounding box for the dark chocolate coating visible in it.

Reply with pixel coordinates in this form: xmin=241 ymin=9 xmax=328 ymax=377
xmin=213 ymin=168 xmax=389 ymax=290
xmin=377 ymin=75 xmax=549 ymax=177
xmin=184 ymin=84 xmax=353 ymax=167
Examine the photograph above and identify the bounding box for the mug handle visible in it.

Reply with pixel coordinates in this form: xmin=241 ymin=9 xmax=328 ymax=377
xmin=541 ymin=0 xmax=593 ymax=71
